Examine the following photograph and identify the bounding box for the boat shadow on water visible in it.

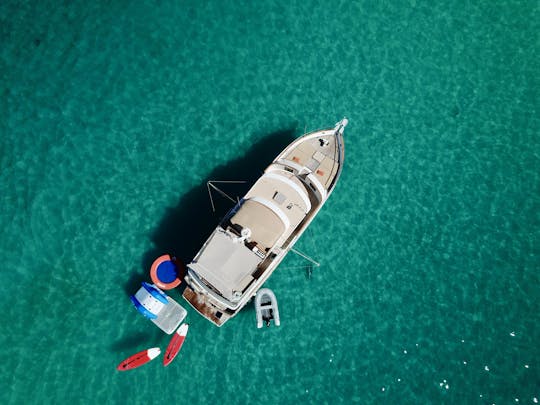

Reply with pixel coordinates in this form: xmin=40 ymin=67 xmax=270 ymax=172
xmin=109 ymin=331 xmax=160 ymax=353
xmin=123 ymin=127 xmax=298 ymax=297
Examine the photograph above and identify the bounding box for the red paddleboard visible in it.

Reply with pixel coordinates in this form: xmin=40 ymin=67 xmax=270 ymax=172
xmin=163 ymin=323 xmax=189 ymax=366
xmin=117 ymin=347 xmax=161 ymax=371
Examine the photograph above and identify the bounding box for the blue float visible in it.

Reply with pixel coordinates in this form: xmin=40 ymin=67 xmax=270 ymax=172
xmin=130 ymin=282 xmax=168 ymax=319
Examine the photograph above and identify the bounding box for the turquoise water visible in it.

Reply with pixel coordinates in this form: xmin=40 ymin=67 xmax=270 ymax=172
xmin=1 ymin=0 xmax=539 ymax=403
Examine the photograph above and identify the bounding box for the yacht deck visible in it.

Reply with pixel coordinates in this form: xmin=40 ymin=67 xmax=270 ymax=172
xmin=281 ymin=132 xmax=341 ymax=189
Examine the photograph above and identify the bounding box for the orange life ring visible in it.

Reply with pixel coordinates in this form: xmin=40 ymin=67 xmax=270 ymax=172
xmin=150 ymin=254 xmax=183 ymax=290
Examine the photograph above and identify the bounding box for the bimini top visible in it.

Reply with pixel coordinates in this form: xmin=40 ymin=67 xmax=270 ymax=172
xmin=189 ymin=228 xmax=262 ymax=301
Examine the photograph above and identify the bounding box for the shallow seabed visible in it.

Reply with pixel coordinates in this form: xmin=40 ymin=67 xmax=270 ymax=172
xmin=1 ymin=0 xmax=538 ymax=404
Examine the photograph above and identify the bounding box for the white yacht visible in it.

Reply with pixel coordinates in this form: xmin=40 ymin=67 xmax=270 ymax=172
xmin=182 ymin=118 xmax=348 ymax=326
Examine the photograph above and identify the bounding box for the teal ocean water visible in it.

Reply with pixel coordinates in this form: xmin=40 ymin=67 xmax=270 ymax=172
xmin=1 ymin=0 xmax=539 ymax=403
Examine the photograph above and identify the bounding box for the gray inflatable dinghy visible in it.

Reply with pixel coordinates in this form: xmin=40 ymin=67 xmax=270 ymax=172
xmin=255 ymin=288 xmax=280 ymax=328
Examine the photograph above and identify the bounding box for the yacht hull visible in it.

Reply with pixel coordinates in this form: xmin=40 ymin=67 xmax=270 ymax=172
xmin=183 ymin=119 xmax=347 ymax=326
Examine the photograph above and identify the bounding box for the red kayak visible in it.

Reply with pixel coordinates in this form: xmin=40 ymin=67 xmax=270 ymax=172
xmin=163 ymin=323 xmax=189 ymax=366
xmin=117 ymin=347 xmax=161 ymax=371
